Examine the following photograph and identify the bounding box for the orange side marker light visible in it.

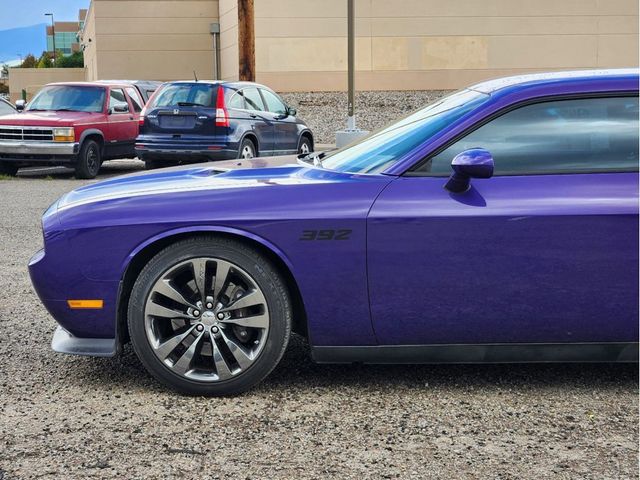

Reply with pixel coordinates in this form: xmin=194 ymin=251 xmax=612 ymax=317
xmin=67 ymin=300 xmax=104 ymax=309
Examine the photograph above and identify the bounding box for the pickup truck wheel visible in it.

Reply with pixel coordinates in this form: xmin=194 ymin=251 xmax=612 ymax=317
xmin=75 ymin=140 xmax=101 ymax=179
xmin=0 ymin=162 xmax=19 ymax=176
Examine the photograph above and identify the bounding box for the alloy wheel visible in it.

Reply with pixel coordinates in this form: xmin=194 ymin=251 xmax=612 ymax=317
xmin=144 ymin=257 xmax=270 ymax=382
xmin=241 ymin=144 xmax=254 ymax=159
xmin=299 ymin=142 xmax=310 ymax=155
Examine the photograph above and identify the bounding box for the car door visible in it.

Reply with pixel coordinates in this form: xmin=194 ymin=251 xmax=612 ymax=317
xmin=260 ymin=88 xmax=299 ymax=154
xmin=367 ymin=95 xmax=639 ymax=346
xmin=106 ymin=87 xmax=137 ymax=157
xmin=242 ymin=87 xmax=274 ymax=155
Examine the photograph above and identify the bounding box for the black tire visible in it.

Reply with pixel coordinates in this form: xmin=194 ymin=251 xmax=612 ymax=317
xmin=298 ymin=136 xmax=313 ymax=155
xmin=74 ymin=139 xmax=101 ymax=179
xmin=144 ymin=158 xmax=161 ymax=170
xmin=0 ymin=162 xmax=19 ymax=176
xmin=127 ymin=236 xmax=292 ymax=396
xmin=237 ymin=138 xmax=257 ymax=159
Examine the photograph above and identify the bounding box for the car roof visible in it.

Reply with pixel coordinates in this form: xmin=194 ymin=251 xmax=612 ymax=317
xmin=101 ymin=80 xmax=163 ymax=87
xmin=47 ymin=81 xmax=133 ymax=88
xmin=160 ymin=80 xmax=270 ymax=89
xmin=470 ymin=68 xmax=639 ymax=94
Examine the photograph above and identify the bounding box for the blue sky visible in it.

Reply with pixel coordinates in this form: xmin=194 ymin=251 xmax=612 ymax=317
xmin=0 ymin=0 xmax=89 ymax=30
xmin=0 ymin=0 xmax=88 ymax=63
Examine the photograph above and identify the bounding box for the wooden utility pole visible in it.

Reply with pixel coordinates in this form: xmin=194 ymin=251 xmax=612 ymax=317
xmin=238 ymin=0 xmax=255 ymax=81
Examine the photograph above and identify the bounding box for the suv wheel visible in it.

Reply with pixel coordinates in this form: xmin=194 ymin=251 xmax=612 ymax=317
xmin=298 ymin=136 xmax=312 ymax=155
xmin=75 ymin=140 xmax=101 ymax=179
xmin=0 ymin=162 xmax=19 ymax=176
xmin=238 ymin=138 xmax=256 ymax=160
xmin=127 ymin=237 xmax=292 ymax=396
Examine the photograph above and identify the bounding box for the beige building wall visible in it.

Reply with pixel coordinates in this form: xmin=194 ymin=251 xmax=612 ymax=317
xmin=83 ymin=0 xmax=219 ymax=82
xmin=219 ymin=0 xmax=239 ymax=81
xmin=83 ymin=1 xmax=99 ymax=81
xmin=254 ymin=0 xmax=639 ymax=91
xmin=8 ymin=68 xmax=86 ymax=102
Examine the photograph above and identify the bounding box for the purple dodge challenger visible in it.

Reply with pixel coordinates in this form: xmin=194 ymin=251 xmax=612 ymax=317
xmin=29 ymin=69 xmax=639 ymax=395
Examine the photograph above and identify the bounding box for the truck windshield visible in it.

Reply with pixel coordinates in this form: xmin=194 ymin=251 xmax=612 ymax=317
xmin=27 ymin=86 xmax=106 ymax=113
xmin=148 ymin=83 xmax=217 ymax=108
xmin=318 ymin=89 xmax=490 ymax=174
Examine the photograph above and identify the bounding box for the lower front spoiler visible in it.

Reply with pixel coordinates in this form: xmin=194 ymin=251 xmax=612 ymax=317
xmin=52 ymin=326 xmax=117 ymax=357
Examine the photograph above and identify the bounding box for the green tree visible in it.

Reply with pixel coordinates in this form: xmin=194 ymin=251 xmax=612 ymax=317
xmin=56 ymin=51 xmax=84 ymax=68
xmin=1 ymin=64 xmax=8 ymax=77
xmin=37 ymin=51 xmax=52 ymax=68
xmin=0 ymin=83 xmax=8 ymax=95
xmin=20 ymin=54 xmax=37 ymax=68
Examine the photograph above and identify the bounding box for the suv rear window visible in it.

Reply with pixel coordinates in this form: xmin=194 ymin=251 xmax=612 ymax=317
xmin=149 ymin=83 xmax=216 ymax=108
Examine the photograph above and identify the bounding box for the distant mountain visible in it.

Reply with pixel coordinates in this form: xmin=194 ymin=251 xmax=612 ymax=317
xmin=0 ymin=23 xmax=47 ymax=64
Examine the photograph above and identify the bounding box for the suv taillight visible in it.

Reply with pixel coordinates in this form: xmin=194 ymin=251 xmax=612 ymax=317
xmin=139 ymin=108 xmax=146 ymax=126
xmin=215 ymin=86 xmax=229 ymax=127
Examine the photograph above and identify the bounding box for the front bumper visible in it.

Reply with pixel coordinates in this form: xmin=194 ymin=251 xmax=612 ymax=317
xmin=29 ymin=246 xmax=120 ymax=345
xmin=0 ymin=141 xmax=79 ymax=162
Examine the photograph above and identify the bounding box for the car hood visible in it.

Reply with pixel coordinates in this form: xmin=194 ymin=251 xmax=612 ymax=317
xmin=0 ymin=110 xmax=103 ymax=126
xmin=56 ymin=155 xmax=338 ymax=210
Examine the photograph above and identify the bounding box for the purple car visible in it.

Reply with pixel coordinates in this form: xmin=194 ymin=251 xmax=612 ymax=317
xmin=29 ymin=69 xmax=639 ymax=396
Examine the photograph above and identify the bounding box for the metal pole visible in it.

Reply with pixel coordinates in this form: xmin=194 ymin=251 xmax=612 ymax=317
xmin=347 ymin=0 xmax=355 ymax=129
xmin=45 ymin=14 xmax=56 ymax=65
xmin=210 ymin=23 xmax=221 ymax=80
xmin=213 ymin=33 xmax=219 ymax=79
xmin=52 ymin=15 xmax=56 ymax=65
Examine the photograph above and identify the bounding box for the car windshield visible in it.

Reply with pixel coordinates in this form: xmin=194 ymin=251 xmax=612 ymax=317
xmin=27 ymin=85 xmax=106 ymax=113
xmin=317 ymin=89 xmax=490 ymax=174
xmin=149 ymin=83 xmax=216 ymax=108
xmin=0 ymin=99 xmax=14 ymax=115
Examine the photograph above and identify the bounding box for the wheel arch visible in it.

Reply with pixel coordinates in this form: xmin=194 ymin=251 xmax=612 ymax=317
xmin=78 ymin=129 xmax=105 ymax=154
xmin=239 ymin=132 xmax=259 ymax=156
xmin=117 ymin=227 xmax=308 ymax=346
xmin=299 ymin=129 xmax=314 ymax=151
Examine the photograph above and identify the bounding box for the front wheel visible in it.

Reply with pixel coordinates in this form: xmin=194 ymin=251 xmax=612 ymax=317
xmin=127 ymin=237 xmax=292 ymax=396
xmin=74 ymin=140 xmax=101 ymax=179
xmin=0 ymin=162 xmax=19 ymax=176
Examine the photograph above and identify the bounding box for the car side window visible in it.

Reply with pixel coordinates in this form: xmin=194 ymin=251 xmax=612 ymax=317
xmin=125 ymin=87 xmax=144 ymax=112
xmin=228 ymin=91 xmax=246 ymax=110
xmin=109 ymin=88 xmax=129 ymax=112
xmin=418 ymin=96 xmax=639 ymax=175
xmin=243 ymin=88 xmax=265 ymax=111
xmin=260 ymin=89 xmax=287 ymax=115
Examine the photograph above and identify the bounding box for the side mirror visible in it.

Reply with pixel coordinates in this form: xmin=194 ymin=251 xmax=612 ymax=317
xmin=15 ymin=100 xmax=25 ymax=112
xmin=111 ymin=104 xmax=129 ymax=114
xmin=287 ymin=106 xmax=297 ymax=117
xmin=444 ymin=148 xmax=494 ymax=194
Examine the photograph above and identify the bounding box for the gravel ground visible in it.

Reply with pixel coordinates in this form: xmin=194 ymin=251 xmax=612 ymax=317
xmin=280 ymin=90 xmax=450 ymax=144
xmin=0 ymin=162 xmax=638 ymax=480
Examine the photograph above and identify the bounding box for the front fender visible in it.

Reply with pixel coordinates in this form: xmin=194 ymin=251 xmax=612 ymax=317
xmin=122 ymin=225 xmax=296 ymax=279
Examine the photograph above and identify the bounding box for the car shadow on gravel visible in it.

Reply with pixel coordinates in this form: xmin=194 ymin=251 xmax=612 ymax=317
xmin=16 ymin=160 xmax=144 ymax=180
xmin=70 ymin=334 xmax=638 ymax=396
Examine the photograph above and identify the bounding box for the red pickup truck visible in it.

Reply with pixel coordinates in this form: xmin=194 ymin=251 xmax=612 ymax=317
xmin=0 ymin=81 xmax=159 ymax=178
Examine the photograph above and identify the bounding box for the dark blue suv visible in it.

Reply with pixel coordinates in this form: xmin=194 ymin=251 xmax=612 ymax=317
xmin=136 ymin=81 xmax=313 ymax=168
